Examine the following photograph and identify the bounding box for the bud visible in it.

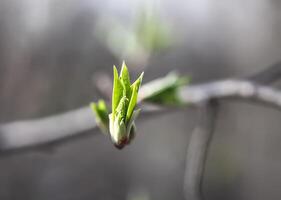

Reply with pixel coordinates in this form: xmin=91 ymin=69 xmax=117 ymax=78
xmin=109 ymin=62 xmax=143 ymax=149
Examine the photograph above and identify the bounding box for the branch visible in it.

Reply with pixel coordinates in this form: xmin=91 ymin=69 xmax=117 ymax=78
xmin=182 ymin=61 xmax=281 ymax=200
xmin=180 ymin=79 xmax=281 ymax=109
xmin=0 ymin=107 xmax=95 ymax=151
xmin=0 ymin=80 xmax=279 ymax=152
xmin=0 ymin=70 xmax=280 ymax=152
xmin=0 ymin=104 xmax=166 ymax=152
xmin=248 ymin=61 xmax=281 ymax=84
xmin=184 ymin=102 xmax=218 ymax=200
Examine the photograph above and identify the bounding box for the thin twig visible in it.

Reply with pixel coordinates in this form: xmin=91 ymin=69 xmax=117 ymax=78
xmin=183 ymin=102 xmax=218 ymax=200
xmin=248 ymin=61 xmax=281 ymax=84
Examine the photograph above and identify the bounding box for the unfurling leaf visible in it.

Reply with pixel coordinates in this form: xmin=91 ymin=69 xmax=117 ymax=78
xmin=139 ymin=72 xmax=190 ymax=105
xmin=91 ymin=61 xmax=144 ymax=149
xmin=120 ymin=61 xmax=131 ymax=99
xmin=126 ymin=72 xmax=143 ymax=123
xmin=90 ymin=100 xmax=109 ymax=134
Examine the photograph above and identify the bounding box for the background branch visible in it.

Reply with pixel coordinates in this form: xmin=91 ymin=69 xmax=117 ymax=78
xmin=248 ymin=61 xmax=281 ymax=84
xmin=183 ymin=61 xmax=281 ymax=200
xmin=184 ymin=102 xmax=218 ymax=200
xmin=180 ymin=79 xmax=281 ymax=109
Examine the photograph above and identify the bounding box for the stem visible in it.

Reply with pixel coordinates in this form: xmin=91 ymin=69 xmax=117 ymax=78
xmin=183 ymin=102 xmax=218 ymax=200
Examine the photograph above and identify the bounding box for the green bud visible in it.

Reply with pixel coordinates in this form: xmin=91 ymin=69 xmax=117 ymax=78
xmin=90 ymin=100 xmax=109 ymax=134
xmin=109 ymin=62 xmax=143 ymax=149
xmin=90 ymin=66 xmax=190 ymax=149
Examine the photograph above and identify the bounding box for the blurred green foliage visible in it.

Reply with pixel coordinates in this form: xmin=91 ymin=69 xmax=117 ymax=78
xmin=140 ymin=72 xmax=190 ymax=105
xmin=96 ymin=4 xmax=171 ymax=64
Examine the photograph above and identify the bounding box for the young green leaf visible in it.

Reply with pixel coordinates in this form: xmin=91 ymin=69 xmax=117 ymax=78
xmin=139 ymin=72 xmax=190 ymax=105
xmin=112 ymin=65 xmax=124 ymax=120
xmin=90 ymin=100 xmax=109 ymax=133
xmin=116 ymin=96 xmax=129 ymax=121
xmin=120 ymin=61 xmax=131 ymax=100
xmin=126 ymin=72 xmax=143 ymax=123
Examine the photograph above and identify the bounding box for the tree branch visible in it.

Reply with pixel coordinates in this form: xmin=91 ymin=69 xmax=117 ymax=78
xmin=0 ymin=80 xmax=280 ymax=152
xmin=0 ymin=104 xmax=166 ymax=152
xmin=182 ymin=61 xmax=281 ymax=200
xmin=0 ymin=64 xmax=280 ymax=152
xmin=184 ymin=102 xmax=218 ymax=200
xmin=0 ymin=107 xmax=96 ymax=151
xmin=180 ymin=79 xmax=281 ymax=109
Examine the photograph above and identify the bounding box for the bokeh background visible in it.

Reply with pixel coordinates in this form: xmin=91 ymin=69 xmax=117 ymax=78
xmin=0 ymin=0 xmax=281 ymax=199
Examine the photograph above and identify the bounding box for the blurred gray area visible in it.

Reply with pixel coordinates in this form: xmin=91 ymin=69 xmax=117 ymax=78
xmin=0 ymin=0 xmax=281 ymax=200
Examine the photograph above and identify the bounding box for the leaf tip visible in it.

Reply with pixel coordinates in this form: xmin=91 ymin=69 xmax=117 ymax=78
xmin=121 ymin=60 xmax=127 ymax=68
xmin=139 ymin=72 xmax=144 ymax=83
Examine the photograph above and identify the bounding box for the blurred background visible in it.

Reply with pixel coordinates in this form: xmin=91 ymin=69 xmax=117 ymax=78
xmin=0 ymin=0 xmax=281 ymax=199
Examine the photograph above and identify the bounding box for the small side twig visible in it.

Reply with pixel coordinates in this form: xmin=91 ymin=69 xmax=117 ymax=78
xmin=183 ymin=102 xmax=218 ymax=200
xmin=248 ymin=61 xmax=281 ymax=84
